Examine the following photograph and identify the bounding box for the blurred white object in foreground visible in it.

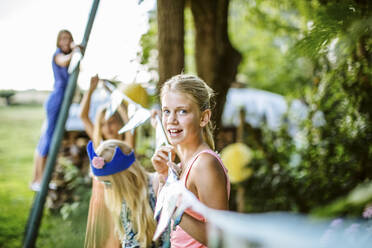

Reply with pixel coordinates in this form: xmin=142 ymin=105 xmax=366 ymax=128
xmin=153 ymin=180 xmax=372 ymax=248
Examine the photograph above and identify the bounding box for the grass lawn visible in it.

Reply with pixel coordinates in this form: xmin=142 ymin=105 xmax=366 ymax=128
xmin=0 ymin=105 xmax=88 ymax=248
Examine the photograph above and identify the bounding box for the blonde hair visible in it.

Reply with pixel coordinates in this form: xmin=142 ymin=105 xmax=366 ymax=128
xmin=92 ymin=107 xmax=124 ymax=148
xmin=160 ymin=74 xmax=216 ymax=150
xmin=95 ymin=139 xmax=156 ymax=247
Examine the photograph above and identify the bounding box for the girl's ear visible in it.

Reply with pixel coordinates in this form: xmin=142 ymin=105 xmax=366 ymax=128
xmin=200 ymin=109 xmax=211 ymax=127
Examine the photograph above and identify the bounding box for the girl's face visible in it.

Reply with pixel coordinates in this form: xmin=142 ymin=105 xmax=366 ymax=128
xmin=161 ymin=91 xmax=204 ymax=147
xmin=58 ymin=32 xmax=73 ymax=54
xmin=101 ymin=114 xmax=123 ymax=140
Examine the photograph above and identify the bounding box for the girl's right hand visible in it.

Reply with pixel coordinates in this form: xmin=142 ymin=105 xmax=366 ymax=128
xmin=151 ymin=146 xmax=176 ymax=181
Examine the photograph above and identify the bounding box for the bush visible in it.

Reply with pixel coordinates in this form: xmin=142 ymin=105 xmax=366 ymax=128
xmin=0 ymin=90 xmax=15 ymax=105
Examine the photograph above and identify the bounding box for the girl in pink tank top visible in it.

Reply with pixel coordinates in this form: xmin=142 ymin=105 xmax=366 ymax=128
xmin=151 ymin=74 xmax=231 ymax=247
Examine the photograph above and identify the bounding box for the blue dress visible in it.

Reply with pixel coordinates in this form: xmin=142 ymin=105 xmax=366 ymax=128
xmin=37 ymin=48 xmax=69 ymax=156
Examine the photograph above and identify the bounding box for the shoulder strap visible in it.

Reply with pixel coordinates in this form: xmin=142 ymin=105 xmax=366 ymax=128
xmin=183 ymin=150 xmax=230 ymax=198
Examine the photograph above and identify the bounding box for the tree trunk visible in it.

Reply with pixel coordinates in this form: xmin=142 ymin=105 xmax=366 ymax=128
xmin=157 ymin=0 xmax=185 ymax=90
xmin=190 ymin=0 xmax=242 ymax=137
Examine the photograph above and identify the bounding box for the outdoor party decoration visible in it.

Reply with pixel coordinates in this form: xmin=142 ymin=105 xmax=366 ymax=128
xmin=118 ymin=106 xmax=152 ymax=134
xmin=220 ymin=142 xmax=253 ymax=184
xmin=119 ymin=82 xmax=149 ymax=108
xmin=103 ymin=80 xmax=149 ymax=122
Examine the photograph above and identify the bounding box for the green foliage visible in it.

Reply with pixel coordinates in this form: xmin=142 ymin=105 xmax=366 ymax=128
xmin=138 ymin=6 xmax=197 ymax=76
xmin=135 ymin=123 xmax=157 ymax=172
xmin=0 ymin=89 xmax=15 ymax=98
xmin=56 ymin=157 xmax=91 ymax=218
xmin=0 ymin=90 xmax=16 ymax=105
xmin=235 ymin=0 xmax=372 ymax=217
xmin=229 ymin=0 xmax=315 ymax=97
xmin=240 ymin=123 xmax=300 ymax=212
xmin=139 ymin=9 xmax=158 ymax=69
xmin=312 ymin=181 xmax=372 ymax=217
xmin=60 ymin=202 xmax=80 ymax=220
xmin=242 ymin=78 xmax=371 ymax=214
xmin=138 ymin=0 xmax=371 ymax=219
xmin=293 ymin=1 xmax=371 ymax=59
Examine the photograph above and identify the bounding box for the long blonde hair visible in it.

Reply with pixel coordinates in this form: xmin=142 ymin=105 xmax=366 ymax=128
xmin=95 ymin=139 xmax=156 ymax=247
xmin=160 ymin=74 xmax=216 ymax=149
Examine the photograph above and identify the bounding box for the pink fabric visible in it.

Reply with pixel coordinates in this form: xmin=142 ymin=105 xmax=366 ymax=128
xmin=170 ymin=149 xmax=230 ymax=248
xmin=171 ymin=225 xmax=206 ymax=248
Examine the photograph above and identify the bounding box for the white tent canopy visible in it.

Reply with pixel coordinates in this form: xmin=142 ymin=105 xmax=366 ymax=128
xmin=221 ymin=88 xmax=324 ymax=138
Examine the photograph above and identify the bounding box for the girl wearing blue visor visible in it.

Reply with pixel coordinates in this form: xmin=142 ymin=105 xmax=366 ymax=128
xmin=87 ymin=139 xmax=168 ymax=248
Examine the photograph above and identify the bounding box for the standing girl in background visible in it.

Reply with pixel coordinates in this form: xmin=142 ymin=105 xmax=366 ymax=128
xmin=151 ymin=74 xmax=230 ymax=247
xmin=87 ymin=139 xmax=165 ymax=247
xmin=80 ymin=75 xmax=134 ymax=248
xmin=31 ymin=29 xmax=80 ymax=191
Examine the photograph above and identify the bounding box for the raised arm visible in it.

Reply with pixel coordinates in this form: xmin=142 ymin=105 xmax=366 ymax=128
xmin=80 ymin=75 xmax=99 ymax=139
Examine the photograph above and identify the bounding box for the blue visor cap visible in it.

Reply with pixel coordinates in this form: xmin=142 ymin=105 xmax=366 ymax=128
xmin=87 ymin=141 xmax=135 ymax=176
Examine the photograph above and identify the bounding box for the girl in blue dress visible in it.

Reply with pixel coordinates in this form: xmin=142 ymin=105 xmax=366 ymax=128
xmin=31 ymin=29 xmax=79 ymax=191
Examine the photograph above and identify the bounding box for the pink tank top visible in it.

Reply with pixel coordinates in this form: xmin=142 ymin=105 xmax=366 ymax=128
xmin=170 ymin=149 xmax=230 ymax=248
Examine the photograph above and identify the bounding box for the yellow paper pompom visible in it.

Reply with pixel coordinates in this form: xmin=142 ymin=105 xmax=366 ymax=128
xmin=119 ymin=83 xmax=149 ymax=108
xmin=221 ymin=142 xmax=253 ymax=184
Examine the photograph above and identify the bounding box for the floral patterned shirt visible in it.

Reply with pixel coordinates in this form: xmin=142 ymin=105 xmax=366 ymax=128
xmin=120 ymin=175 xmax=170 ymax=248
